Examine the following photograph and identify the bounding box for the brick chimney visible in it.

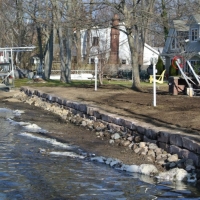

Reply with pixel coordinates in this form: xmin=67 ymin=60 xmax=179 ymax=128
xmin=108 ymin=14 xmax=120 ymax=64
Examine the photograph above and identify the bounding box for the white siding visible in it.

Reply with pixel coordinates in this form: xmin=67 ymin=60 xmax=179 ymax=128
xmin=81 ymin=27 xmax=160 ymax=65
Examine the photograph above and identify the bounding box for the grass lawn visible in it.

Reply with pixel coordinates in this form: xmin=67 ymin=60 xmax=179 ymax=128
xmin=13 ymin=78 xmax=168 ymax=91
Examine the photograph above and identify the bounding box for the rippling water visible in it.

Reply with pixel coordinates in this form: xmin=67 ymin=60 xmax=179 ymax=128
xmin=0 ymin=108 xmax=200 ymax=200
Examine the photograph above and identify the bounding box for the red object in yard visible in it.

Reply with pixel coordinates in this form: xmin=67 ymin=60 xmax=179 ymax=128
xmin=172 ymin=56 xmax=184 ymax=69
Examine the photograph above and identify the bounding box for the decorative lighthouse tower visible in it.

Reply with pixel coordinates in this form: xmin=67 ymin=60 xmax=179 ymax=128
xmin=109 ymin=14 xmax=120 ymax=64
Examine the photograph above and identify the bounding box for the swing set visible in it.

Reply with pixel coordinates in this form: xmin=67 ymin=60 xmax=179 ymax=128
xmin=0 ymin=46 xmax=35 ymax=89
xmin=171 ymin=56 xmax=200 ymax=96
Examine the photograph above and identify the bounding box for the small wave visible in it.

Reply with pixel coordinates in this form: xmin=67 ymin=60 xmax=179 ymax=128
xmin=19 ymin=132 xmax=75 ymax=149
xmin=49 ymin=151 xmax=85 ymax=159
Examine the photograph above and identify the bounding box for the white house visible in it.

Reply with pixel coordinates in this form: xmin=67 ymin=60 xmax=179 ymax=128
xmin=51 ymin=15 xmax=161 ymax=80
xmin=80 ymin=26 xmax=160 ymax=70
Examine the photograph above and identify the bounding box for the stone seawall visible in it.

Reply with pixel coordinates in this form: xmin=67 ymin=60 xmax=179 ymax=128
xmin=20 ymin=87 xmax=200 ymax=168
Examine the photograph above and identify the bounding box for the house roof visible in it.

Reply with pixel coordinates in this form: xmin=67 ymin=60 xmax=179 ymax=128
xmin=186 ymin=41 xmax=200 ymax=52
xmin=173 ymin=20 xmax=188 ymax=31
xmin=188 ymin=14 xmax=200 ymax=24
xmin=144 ymin=43 xmax=160 ymax=55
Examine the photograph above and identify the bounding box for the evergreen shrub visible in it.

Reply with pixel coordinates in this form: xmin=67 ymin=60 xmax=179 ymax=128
xmin=169 ymin=65 xmax=178 ymax=76
xmin=156 ymin=56 xmax=164 ymax=75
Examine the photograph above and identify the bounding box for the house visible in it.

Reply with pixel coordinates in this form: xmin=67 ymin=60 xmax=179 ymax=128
xmin=50 ymin=14 xmax=160 ymax=80
xmin=79 ymin=14 xmax=160 ymax=76
xmin=162 ymin=14 xmax=200 ymax=76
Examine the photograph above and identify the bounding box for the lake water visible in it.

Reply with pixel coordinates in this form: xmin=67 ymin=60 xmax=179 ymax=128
xmin=0 ymin=107 xmax=200 ymax=200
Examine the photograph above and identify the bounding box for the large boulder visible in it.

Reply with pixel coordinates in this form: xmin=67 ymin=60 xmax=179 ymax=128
xmin=157 ymin=168 xmax=188 ymax=181
xmin=139 ymin=164 xmax=158 ymax=176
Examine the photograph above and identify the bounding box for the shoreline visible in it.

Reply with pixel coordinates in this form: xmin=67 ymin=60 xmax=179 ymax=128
xmin=0 ymin=88 xmax=200 ymax=186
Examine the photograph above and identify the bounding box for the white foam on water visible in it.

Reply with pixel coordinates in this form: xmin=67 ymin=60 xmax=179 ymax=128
xmin=23 ymin=124 xmax=48 ymax=133
xmin=7 ymin=118 xmax=47 ymax=133
xmin=49 ymin=151 xmax=85 ymax=159
xmin=19 ymin=132 xmax=75 ymax=149
xmin=6 ymin=118 xmax=20 ymax=125
xmin=13 ymin=110 xmax=25 ymax=116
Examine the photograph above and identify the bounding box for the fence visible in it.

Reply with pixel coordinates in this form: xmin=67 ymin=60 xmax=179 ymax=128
xmin=51 ymin=70 xmax=95 ymax=75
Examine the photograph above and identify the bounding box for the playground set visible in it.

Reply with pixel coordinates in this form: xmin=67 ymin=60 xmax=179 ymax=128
xmin=168 ymin=56 xmax=200 ymax=96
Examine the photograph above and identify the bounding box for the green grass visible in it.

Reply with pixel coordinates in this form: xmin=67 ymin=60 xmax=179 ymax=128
xmin=14 ymin=78 xmax=168 ymax=90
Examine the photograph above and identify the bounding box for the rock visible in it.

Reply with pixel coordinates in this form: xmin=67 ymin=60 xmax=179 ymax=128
xmin=139 ymin=164 xmax=158 ymax=176
xmin=167 ymin=154 xmax=178 ymax=162
xmin=38 ymin=148 xmax=46 ymax=154
xmin=184 ymin=159 xmax=194 ymax=167
xmin=140 ymin=147 xmax=148 ymax=155
xmin=196 ymin=169 xmax=200 ymax=179
xmin=90 ymin=156 xmax=106 ymax=163
xmin=147 ymin=149 xmax=155 ymax=158
xmin=96 ymin=132 xmax=100 ymax=136
xmin=154 ymin=148 xmax=162 ymax=155
xmin=134 ymin=136 xmax=142 ymax=143
xmin=109 ymin=139 xmax=115 ymax=144
xmin=139 ymin=142 xmax=146 ymax=148
xmin=99 ymin=132 xmax=104 ymax=137
xmin=197 ymin=180 xmax=200 ymax=190
xmin=134 ymin=147 xmax=141 ymax=154
xmin=187 ymin=173 xmax=197 ymax=183
xmin=104 ymin=131 xmax=111 ymax=138
xmin=122 ymin=140 xmax=131 ymax=147
xmin=110 ymin=159 xmax=121 ymax=167
xmin=146 ymin=156 xmax=154 ymax=163
xmin=185 ymin=165 xmax=195 ymax=172
xmin=111 ymin=133 xmax=121 ymax=140
xmin=169 ymin=162 xmax=177 ymax=168
xmin=105 ymin=157 xmax=113 ymax=165
xmin=175 ymin=169 xmax=189 ymax=181
xmin=93 ymin=121 xmax=107 ymax=131
xmin=127 ymin=136 xmax=134 ymax=142
xmin=148 ymin=143 xmax=158 ymax=150
xmin=122 ymin=164 xmax=140 ymax=173
xmin=177 ymin=161 xmax=185 ymax=168
xmin=115 ymin=139 xmax=121 ymax=145
xmin=132 ymin=143 xmax=138 ymax=150
xmin=156 ymin=158 xmax=166 ymax=165
xmin=128 ymin=143 xmax=134 ymax=149
xmin=157 ymin=168 xmax=188 ymax=181
xmin=156 ymin=153 xmax=167 ymax=160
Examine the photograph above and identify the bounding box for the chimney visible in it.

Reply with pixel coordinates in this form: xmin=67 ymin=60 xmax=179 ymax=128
xmin=108 ymin=14 xmax=120 ymax=64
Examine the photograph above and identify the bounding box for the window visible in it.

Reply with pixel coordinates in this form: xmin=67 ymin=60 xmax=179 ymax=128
xmin=90 ymin=58 xmax=95 ymax=64
xmin=191 ymin=28 xmax=198 ymax=41
xmin=176 ymin=31 xmax=189 ymax=49
xmin=92 ymin=37 xmax=99 ymax=46
xmin=122 ymin=59 xmax=126 ymax=64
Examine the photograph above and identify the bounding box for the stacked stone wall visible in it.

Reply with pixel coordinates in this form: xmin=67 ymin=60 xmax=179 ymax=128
xmin=20 ymin=87 xmax=200 ymax=168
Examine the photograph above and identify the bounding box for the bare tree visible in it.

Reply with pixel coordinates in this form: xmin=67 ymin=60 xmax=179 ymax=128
xmin=95 ymin=0 xmax=156 ymax=90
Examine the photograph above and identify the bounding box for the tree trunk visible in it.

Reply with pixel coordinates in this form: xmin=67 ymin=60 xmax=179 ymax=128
xmin=83 ymin=29 xmax=91 ymax=65
xmin=43 ymin=31 xmax=53 ymax=79
xmin=37 ymin=27 xmax=43 ymax=68
xmin=57 ymin=26 xmax=67 ymax=82
xmin=65 ymin=0 xmax=72 ymax=83
xmin=65 ymin=27 xmax=72 ymax=83
xmin=127 ymin=33 xmax=141 ymax=90
xmin=52 ymin=0 xmax=72 ymax=83
xmin=75 ymin=30 xmax=82 ymax=69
